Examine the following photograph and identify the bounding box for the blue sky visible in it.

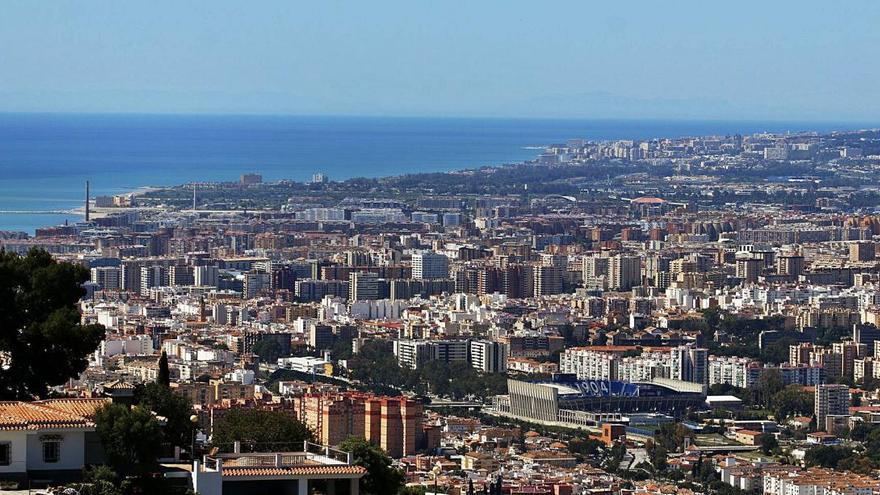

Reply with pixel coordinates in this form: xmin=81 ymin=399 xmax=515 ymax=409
xmin=1 ymin=1 xmax=878 ymax=121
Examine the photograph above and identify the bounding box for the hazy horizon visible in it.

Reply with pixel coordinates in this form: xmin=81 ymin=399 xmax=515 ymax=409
xmin=1 ymin=112 xmax=878 ymax=129
xmin=2 ymin=1 xmax=879 ymax=121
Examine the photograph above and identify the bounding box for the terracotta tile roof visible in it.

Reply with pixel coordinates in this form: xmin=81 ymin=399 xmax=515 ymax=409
xmin=0 ymin=398 xmax=110 ymax=430
xmin=221 ymin=465 xmax=366 ymax=477
xmin=36 ymin=399 xmax=109 ymax=419
xmin=103 ymin=380 xmax=136 ymax=390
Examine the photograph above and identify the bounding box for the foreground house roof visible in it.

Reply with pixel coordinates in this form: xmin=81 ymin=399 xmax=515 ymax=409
xmin=0 ymin=398 xmax=110 ymax=430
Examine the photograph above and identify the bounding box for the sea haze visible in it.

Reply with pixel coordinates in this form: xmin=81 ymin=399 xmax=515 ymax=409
xmin=0 ymin=113 xmax=870 ymax=233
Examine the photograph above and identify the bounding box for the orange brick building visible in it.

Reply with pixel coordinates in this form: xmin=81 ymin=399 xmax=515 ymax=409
xmin=293 ymin=392 xmax=425 ymax=457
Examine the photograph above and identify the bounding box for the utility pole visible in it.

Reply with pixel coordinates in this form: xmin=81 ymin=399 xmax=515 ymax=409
xmin=85 ymin=180 xmax=90 ymax=222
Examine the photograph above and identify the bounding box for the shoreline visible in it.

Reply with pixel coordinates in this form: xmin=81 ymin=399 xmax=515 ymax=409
xmin=3 ymin=117 xmax=877 ymax=235
xmin=67 ymin=186 xmax=163 ymax=217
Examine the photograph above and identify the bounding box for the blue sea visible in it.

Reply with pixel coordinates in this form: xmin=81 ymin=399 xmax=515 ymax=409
xmin=0 ymin=113 xmax=872 ymax=233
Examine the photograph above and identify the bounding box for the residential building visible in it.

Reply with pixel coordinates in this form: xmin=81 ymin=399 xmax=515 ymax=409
xmin=815 ymin=384 xmax=850 ymax=431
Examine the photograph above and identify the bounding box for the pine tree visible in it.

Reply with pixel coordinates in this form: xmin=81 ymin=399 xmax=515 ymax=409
xmin=157 ymin=351 xmax=170 ymax=386
xmin=0 ymin=248 xmax=104 ymax=399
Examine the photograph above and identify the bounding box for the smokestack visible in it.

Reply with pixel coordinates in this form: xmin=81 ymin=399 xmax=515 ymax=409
xmin=85 ymin=181 xmax=90 ymax=222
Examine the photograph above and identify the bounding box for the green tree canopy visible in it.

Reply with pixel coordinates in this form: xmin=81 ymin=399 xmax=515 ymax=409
xmin=94 ymin=404 xmax=163 ymax=478
xmin=0 ymin=248 xmax=105 ymax=399
xmin=347 ymin=340 xmax=507 ymax=400
xmin=568 ymin=437 xmax=604 ymax=460
xmin=804 ymin=445 xmax=856 ymax=469
xmin=653 ymin=423 xmax=695 ymax=453
xmin=252 ymin=339 xmax=283 ymax=362
xmin=645 ymin=440 xmax=668 ymax=471
xmin=754 ymin=369 xmax=785 ymax=405
xmin=339 ymin=436 xmax=404 ymax=495
xmin=157 ymin=350 xmax=171 ymax=386
xmin=770 ymin=385 xmax=813 ymax=421
xmin=757 ymin=433 xmax=779 ymax=455
xmin=601 ymin=442 xmax=627 ymax=473
xmin=136 ymin=381 xmax=195 ymax=449
xmin=212 ymin=409 xmax=313 ymax=452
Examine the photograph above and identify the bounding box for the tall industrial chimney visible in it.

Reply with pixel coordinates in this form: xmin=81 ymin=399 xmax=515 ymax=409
xmin=85 ymin=181 xmax=90 ymax=222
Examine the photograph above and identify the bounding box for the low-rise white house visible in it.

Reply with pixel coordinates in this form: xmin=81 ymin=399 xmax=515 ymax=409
xmin=0 ymin=399 xmax=109 ymax=483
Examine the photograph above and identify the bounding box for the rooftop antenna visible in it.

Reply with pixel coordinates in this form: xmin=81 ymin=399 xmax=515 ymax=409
xmin=85 ymin=180 xmax=90 ymax=222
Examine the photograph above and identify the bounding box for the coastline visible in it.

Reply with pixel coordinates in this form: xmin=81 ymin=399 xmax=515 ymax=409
xmin=2 ymin=114 xmax=877 ymax=234
xmin=67 ymin=186 xmax=162 ymax=217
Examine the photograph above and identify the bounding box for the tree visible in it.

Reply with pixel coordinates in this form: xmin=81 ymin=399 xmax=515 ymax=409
xmin=837 ymin=454 xmax=878 ymax=475
xmin=212 ymin=409 xmax=313 ymax=452
xmin=252 ymin=339 xmax=283 ymax=362
xmin=754 ymin=369 xmax=785 ymax=406
xmin=94 ymin=404 xmax=163 ymax=478
xmin=815 ymin=325 xmax=851 ymax=346
xmin=64 ymin=465 xmax=125 ymax=495
xmin=654 ymin=423 xmax=694 ymax=453
xmin=60 ymin=480 xmax=122 ymax=495
xmin=136 ymin=382 xmax=195 ymax=449
xmin=601 ymin=442 xmax=627 ymax=473
xmin=696 ymin=457 xmax=718 ymax=483
xmin=648 ymin=443 xmax=669 ymax=471
xmin=83 ymin=464 xmax=119 ymax=485
xmin=770 ymin=385 xmax=813 ymax=421
xmin=331 ymin=338 xmax=354 ymax=361
xmin=761 ymin=337 xmax=797 ymax=365
xmin=702 ymin=307 xmax=723 ymax=334
xmin=757 ymin=433 xmax=779 ymax=455
xmin=157 ymin=351 xmax=171 ymax=386
xmin=0 ymin=248 xmax=105 ymax=399
xmin=568 ymin=437 xmax=604 ymax=460
xmin=339 ymin=436 xmax=405 ymax=495
xmin=804 ymin=445 xmax=854 ymax=469
xmin=850 ymin=422 xmax=878 ymax=442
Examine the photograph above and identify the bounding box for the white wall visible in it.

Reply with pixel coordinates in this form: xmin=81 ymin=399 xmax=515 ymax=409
xmin=192 ymin=462 xmax=223 ymax=495
xmin=0 ymin=431 xmax=28 ymax=474
xmin=26 ymin=431 xmax=86 ymax=471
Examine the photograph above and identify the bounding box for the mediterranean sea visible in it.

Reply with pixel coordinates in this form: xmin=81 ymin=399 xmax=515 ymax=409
xmin=0 ymin=113 xmax=871 ymax=233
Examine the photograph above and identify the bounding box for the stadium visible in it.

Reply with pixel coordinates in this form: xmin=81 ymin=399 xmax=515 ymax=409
xmin=491 ymin=373 xmax=707 ymax=428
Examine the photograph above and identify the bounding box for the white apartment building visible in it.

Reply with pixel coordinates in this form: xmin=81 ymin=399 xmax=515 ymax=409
xmin=709 ymin=356 xmax=756 ymax=389
xmin=470 ymin=340 xmax=508 ymax=374
xmin=763 ymin=469 xmax=876 ymax=495
xmin=559 ymin=348 xmax=618 ymax=381
xmin=93 ymin=335 xmax=154 ymax=366
xmin=560 ymin=346 xmax=708 ymax=385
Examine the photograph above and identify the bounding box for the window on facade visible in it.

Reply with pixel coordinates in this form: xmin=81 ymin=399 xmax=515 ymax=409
xmin=42 ymin=441 xmax=60 ymax=463
xmin=0 ymin=444 xmax=10 ymax=466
